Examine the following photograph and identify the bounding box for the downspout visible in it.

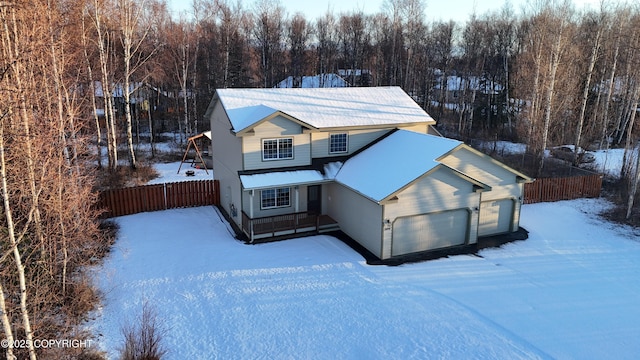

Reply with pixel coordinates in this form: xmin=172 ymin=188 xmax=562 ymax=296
xmin=381 ymin=202 xmax=388 ymax=260
xmin=476 ymin=189 xmax=483 ymax=243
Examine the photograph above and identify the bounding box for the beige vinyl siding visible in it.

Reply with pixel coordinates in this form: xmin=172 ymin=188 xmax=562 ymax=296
xmin=242 ymin=186 xmax=309 ymax=219
xmin=440 ymin=147 xmax=519 ymax=190
xmin=310 ymin=124 xmax=428 ymax=159
xmin=381 ymin=167 xmax=481 ymax=259
xmin=397 ymin=123 xmax=429 ymax=134
xmin=325 ymin=183 xmax=384 ymax=258
xmin=210 ymin=102 xmax=244 ymax=227
xmin=440 ymin=148 xmax=516 ymax=186
xmin=243 ymin=115 xmax=311 ymax=170
xmin=311 ymin=129 xmax=390 ymax=158
xmin=217 ymin=162 xmax=243 ymax=227
xmin=440 ymin=147 xmax=524 ymax=232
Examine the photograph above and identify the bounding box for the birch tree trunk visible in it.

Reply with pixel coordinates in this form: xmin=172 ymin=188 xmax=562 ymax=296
xmin=0 ymin=280 xmax=16 ymax=360
xmin=574 ymin=22 xmax=601 ymax=166
xmin=0 ymin=118 xmax=36 ymax=360
xmin=626 ymin=143 xmax=640 ymax=220
xmin=600 ymin=31 xmax=621 ymax=151
xmin=538 ymin=17 xmax=565 ymax=176
xmin=91 ymin=0 xmax=119 ymax=170
xmin=81 ymin=14 xmax=103 ymax=168
xmin=621 ymin=85 xmax=640 ymax=179
xmin=119 ymin=0 xmax=140 ymax=169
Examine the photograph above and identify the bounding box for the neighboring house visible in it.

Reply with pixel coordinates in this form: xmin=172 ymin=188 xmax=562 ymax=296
xmin=433 ymin=75 xmax=504 ymax=101
xmin=205 ymin=87 xmax=531 ymax=260
xmin=338 ymin=69 xmax=372 ymax=87
xmin=93 ymin=81 xmax=169 ymax=118
xmin=275 ymin=74 xmax=349 ymax=88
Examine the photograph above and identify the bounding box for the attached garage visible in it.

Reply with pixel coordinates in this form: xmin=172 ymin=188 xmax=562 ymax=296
xmin=478 ymin=199 xmax=515 ymax=236
xmin=392 ymin=209 xmax=470 ymax=256
xmin=330 ymin=130 xmax=530 ymax=260
xmin=439 ymin=146 xmax=532 ymax=241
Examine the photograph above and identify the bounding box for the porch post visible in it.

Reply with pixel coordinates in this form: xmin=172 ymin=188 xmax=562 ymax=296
xmin=249 ymin=190 xmax=254 ymax=243
xmin=294 ymin=186 xmax=300 ymax=232
xmin=249 ymin=190 xmax=254 ymax=218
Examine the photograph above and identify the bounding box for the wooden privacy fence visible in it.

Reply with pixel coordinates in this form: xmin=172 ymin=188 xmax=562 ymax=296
xmin=99 ymin=180 xmax=220 ymax=218
xmin=523 ymin=174 xmax=602 ymax=204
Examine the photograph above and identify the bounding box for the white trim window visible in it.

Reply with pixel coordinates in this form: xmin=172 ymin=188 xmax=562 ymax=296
xmin=261 ymin=187 xmax=291 ymax=209
xmin=329 ymin=133 xmax=348 ymax=154
xmin=262 ymin=138 xmax=293 ymax=160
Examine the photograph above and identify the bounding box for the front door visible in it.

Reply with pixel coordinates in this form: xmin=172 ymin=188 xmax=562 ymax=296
xmin=307 ymin=185 xmax=321 ymax=214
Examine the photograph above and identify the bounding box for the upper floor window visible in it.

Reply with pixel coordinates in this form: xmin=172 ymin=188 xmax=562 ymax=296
xmin=263 ymin=138 xmax=293 ymax=160
xmin=329 ymin=133 xmax=348 ymax=154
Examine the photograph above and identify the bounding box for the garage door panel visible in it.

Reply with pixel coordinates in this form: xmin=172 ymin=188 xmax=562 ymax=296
xmin=478 ymin=199 xmax=513 ymax=236
xmin=392 ymin=210 xmax=468 ymax=256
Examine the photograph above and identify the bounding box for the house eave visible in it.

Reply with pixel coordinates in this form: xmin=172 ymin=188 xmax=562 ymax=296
xmin=239 ymin=169 xmax=334 ymax=191
xmin=309 ymin=120 xmax=436 ymax=132
xmin=242 ymin=179 xmax=333 ymax=191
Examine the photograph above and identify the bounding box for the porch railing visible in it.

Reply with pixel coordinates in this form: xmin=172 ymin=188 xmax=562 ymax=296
xmin=242 ymin=211 xmax=320 ymax=241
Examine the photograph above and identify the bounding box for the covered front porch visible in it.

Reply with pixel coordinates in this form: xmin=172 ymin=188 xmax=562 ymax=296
xmin=239 ymin=169 xmax=339 ymax=243
xmin=241 ymin=211 xmax=338 ymax=242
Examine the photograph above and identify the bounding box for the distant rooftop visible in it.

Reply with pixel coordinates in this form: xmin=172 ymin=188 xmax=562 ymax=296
xmin=275 ymin=74 xmax=349 ymax=89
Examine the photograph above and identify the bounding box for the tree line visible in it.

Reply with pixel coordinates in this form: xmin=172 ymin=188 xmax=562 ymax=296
xmin=36 ymin=0 xmax=640 ymax=178
xmin=97 ymin=0 xmax=640 ymax=179
xmin=1 ymin=0 xmax=640 ymax=358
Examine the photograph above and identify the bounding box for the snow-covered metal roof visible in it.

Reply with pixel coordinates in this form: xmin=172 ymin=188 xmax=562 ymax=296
xmin=335 ymin=130 xmax=463 ymax=202
xmin=216 ymin=87 xmax=435 ymax=133
xmin=226 ymin=105 xmax=281 ymax=133
xmin=240 ymin=170 xmax=328 ymax=190
xmin=239 ymin=162 xmax=344 ymax=190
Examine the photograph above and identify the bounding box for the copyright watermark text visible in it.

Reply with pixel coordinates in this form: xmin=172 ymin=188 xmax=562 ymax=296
xmin=1 ymin=338 xmax=93 ymax=349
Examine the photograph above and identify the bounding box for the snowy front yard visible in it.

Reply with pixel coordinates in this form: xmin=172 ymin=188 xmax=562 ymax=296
xmin=93 ymin=198 xmax=640 ymax=359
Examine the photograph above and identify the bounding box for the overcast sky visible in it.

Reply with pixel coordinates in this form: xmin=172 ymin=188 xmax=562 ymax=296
xmin=168 ymin=0 xmax=615 ymax=23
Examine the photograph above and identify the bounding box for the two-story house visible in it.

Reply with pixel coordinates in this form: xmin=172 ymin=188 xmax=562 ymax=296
xmin=205 ymin=87 xmax=531 ymax=260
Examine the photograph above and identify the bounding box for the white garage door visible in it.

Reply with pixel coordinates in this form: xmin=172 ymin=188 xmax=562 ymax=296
xmin=478 ymin=199 xmax=514 ymax=236
xmin=392 ymin=209 xmax=469 ymax=256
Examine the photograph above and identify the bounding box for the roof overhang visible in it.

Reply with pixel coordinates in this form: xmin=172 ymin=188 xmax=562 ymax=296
xmin=240 ymin=170 xmax=332 ymax=191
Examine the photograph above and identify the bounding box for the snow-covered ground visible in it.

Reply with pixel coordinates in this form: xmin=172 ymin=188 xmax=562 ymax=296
xmin=148 ymin=161 xmax=211 ymax=184
xmin=475 ymin=140 xmax=528 ymax=155
xmin=145 ymin=140 xmax=628 ymax=186
xmin=592 ymin=148 xmax=627 ymax=177
xmin=473 ymin=140 xmax=630 ymax=178
xmin=90 ymin=141 xmax=639 ymax=358
xmin=92 ymin=198 xmax=640 ymax=359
